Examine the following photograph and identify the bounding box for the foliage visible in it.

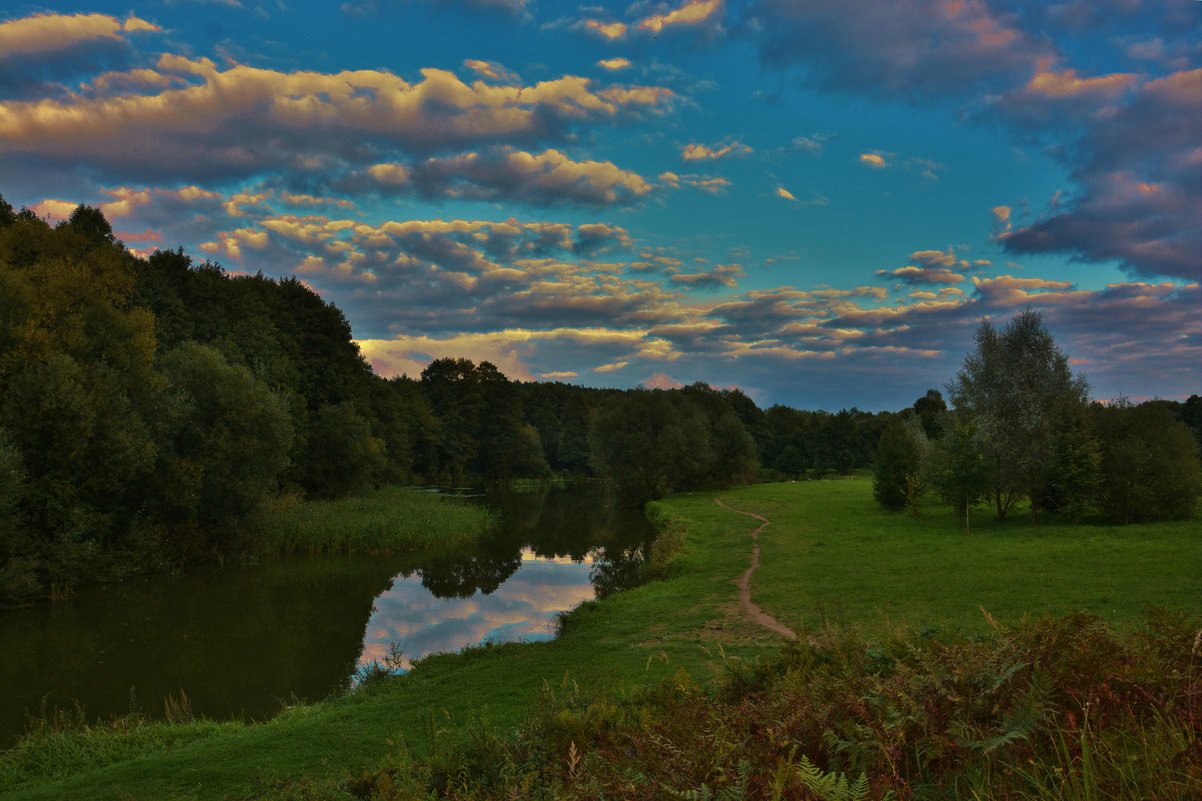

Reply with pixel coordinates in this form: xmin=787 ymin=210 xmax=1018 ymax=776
xmin=156 ymin=343 xmax=293 ymax=532
xmin=925 ymin=415 xmax=992 ymax=531
xmin=948 ymin=309 xmax=1090 ymax=521
xmin=342 ymin=611 xmax=1201 ymax=801
xmin=1043 ymin=402 xmax=1101 ymax=522
xmin=588 ymin=389 xmax=748 ymax=506
xmin=911 ymin=388 xmax=946 ymax=440
xmin=301 ymin=401 xmax=386 ymax=499
xmin=872 ymin=416 xmax=927 ymax=512
xmin=1093 ymin=398 xmax=1202 ymax=523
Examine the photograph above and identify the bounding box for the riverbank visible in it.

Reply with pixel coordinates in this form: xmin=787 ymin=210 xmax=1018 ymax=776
xmin=2 ymin=478 xmax=1198 ymax=799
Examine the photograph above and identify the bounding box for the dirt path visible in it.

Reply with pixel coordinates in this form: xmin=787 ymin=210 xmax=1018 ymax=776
xmin=714 ymin=498 xmax=797 ymax=641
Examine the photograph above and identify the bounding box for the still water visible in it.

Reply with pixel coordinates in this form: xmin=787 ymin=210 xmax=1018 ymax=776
xmin=0 ymin=483 xmax=652 ymax=747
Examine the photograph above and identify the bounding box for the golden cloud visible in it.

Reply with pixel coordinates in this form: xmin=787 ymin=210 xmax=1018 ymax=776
xmin=681 ymin=139 xmax=751 ymax=161
xmin=878 ymin=265 xmax=965 ymax=284
xmin=0 ymin=61 xmax=673 ymax=176
xmin=637 ymin=0 xmax=724 ymax=34
xmin=580 ymin=19 xmax=628 ymax=41
xmin=1025 ymin=67 xmax=1137 ymax=99
xmin=659 ymin=171 xmax=730 ymax=194
xmin=971 ymin=274 xmax=1089 ymax=306
xmin=597 ymin=58 xmax=632 ymax=71
xmin=859 ymin=152 xmax=887 ymax=168
xmin=0 ymin=12 xmax=159 ymax=59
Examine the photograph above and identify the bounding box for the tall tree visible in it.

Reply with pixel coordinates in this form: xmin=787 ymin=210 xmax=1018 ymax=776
xmin=872 ymin=415 xmax=927 ymax=512
xmin=948 ymin=309 xmax=1090 ymax=522
xmin=912 ymin=389 xmax=947 ymax=440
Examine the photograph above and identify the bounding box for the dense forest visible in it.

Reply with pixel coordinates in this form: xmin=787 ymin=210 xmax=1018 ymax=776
xmin=1 ymin=197 xmax=1199 ymax=605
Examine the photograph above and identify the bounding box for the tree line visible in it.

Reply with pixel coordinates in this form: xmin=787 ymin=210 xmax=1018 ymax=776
xmin=0 ymin=199 xmax=899 ymax=605
xmin=5 ymin=198 xmax=1195 ymax=604
xmin=873 ymin=309 xmax=1202 ymax=527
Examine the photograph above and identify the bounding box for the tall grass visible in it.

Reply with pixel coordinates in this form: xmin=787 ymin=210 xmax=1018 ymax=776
xmin=253 ymin=487 xmax=494 ymax=556
xmin=0 ymin=702 xmax=239 ymax=788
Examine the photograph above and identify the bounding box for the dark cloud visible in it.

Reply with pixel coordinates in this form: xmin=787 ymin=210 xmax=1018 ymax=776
xmin=748 ymin=0 xmax=1048 ymax=100
xmin=1003 ymin=69 xmax=1202 ymax=280
xmin=668 ymin=262 xmax=742 ymax=289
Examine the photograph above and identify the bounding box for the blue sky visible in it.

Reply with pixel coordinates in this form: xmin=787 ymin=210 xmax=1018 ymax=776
xmin=1 ymin=0 xmax=1198 ymax=410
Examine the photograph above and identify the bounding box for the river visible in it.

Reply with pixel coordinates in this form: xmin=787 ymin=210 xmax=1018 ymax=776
xmin=0 ymin=482 xmax=652 ymax=747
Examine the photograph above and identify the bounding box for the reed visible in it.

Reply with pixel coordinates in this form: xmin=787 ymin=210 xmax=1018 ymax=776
xmin=252 ymin=487 xmax=494 ymax=557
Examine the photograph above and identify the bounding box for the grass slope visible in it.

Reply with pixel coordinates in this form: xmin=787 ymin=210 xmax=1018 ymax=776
xmin=3 ymin=478 xmax=1197 ymax=800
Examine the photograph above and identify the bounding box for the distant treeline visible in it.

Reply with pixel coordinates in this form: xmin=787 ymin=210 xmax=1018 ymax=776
xmin=0 ymin=199 xmax=898 ymax=604
xmin=2 ymin=199 xmax=1199 ymax=604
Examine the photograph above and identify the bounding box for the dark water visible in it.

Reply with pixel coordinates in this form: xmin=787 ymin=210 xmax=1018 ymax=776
xmin=0 ymin=483 xmax=652 ymax=747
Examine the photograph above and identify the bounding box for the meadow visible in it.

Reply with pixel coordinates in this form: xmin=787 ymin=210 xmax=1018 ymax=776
xmin=1 ymin=478 xmax=1197 ymax=800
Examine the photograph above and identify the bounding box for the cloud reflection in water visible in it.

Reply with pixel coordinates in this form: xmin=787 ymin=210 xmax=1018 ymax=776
xmin=357 ymin=548 xmax=595 ymax=671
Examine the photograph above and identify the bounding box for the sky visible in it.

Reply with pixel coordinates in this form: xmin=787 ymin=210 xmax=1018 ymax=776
xmin=1 ymin=0 xmax=1199 ymax=411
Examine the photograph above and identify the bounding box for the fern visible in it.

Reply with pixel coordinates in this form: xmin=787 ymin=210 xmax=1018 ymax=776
xmin=795 ymin=755 xmax=874 ymax=801
xmin=956 ymin=666 xmax=1055 ymax=754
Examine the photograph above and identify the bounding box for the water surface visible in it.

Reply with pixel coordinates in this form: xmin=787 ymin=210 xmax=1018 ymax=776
xmin=0 ymin=483 xmax=651 ymax=746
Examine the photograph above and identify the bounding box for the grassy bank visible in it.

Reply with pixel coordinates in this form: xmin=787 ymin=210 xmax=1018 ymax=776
xmin=2 ymin=478 xmax=1197 ymax=800
xmin=251 ymin=487 xmax=493 ymax=556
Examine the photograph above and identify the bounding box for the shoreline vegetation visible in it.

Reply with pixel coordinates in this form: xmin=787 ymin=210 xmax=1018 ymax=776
xmin=2 ymin=478 xmax=1198 ymax=800
xmin=252 ymin=487 xmax=495 ymax=557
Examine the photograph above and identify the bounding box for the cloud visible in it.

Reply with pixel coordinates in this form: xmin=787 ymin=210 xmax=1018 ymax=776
xmin=462 ymin=59 xmax=519 ymax=83
xmin=659 ymin=172 xmax=730 ymax=194
xmin=0 ymin=13 xmax=160 ymax=60
xmin=641 ymin=372 xmax=684 ymax=390
xmin=1025 ymin=67 xmax=1137 ymax=100
xmin=792 ymin=133 xmax=831 ymax=154
xmin=637 ymin=0 xmax=725 ymax=35
xmin=877 ymin=266 xmax=965 ymax=285
xmin=746 ymin=3 xmax=1195 ymax=282
xmin=681 ymin=139 xmax=751 ymax=161
xmin=596 ymin=58 xmax=632 ymax=71
xmin=970 ymin=274 xmax=1086 ymax=306
xmin=751 ymin=0 xmax=1047 ymax=99
xmin=668 ymin=262 xmax=743 ymax=289
xmin=359 ymin=327 xmax=678 ymax=380
xmin=577 ymin=18 xmax=629 ymax=41
xmin=775 ymin=186 xmax=795 ymax=201
xmin=0 ymin=58 xmax=674 ymax=182
xmin=1001 ymin=69 xmax=1202 ymax=280
xmin=859 ymin=152 xmax=887 ymax=168
xmin=991 ymin=205 xmax=1012 ymax=238
xmin=365 ymin=148 xmax=655 ymax=206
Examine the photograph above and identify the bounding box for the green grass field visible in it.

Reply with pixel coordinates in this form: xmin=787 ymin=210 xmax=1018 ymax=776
xmin=721 ymin=480 xmax=1202 ymax=636
xmin=2 ymin=478 xmax=1197 ymax=800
